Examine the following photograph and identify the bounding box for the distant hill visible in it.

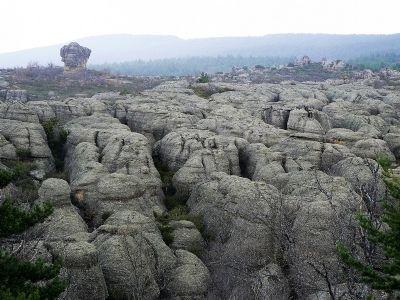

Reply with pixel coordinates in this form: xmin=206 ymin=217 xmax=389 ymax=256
xmin=1 ymin=33 xmax=400 ymax=68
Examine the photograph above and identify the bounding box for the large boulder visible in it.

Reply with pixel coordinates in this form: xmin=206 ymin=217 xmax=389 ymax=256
xmin=91 ymin=210 xmax=176 ymax=299
xmin=60 ymin=42 xmax=91 ymax=71
xmin=187 ymin=172 xmax=288 ymax=299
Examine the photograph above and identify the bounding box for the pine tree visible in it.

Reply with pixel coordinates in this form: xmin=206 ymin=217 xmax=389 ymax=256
xmin=337 ymin=159 xmax=400 ymax=295
xmin=0 ymin=198 xmax=66 ymax=299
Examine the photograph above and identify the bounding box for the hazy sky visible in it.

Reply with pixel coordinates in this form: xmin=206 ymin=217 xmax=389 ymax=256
xmin=1 ymin=0 xmax=399 ymax=54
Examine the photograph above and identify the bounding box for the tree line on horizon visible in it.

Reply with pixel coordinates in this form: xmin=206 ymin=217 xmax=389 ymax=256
xmin=88 ymin=52 xmax=400 ymax=76
xmin=89 ymin=56 xmax=294 ymax=76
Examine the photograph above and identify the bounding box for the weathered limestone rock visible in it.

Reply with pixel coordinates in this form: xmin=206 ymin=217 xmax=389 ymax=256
xmin=60 ymin=42 xmax=91 ymax=71
xmin=164 ymin=250 xmax=210 ymax=299
xmin=0 ymin=118 xmax=54 ymax=171
xmin=65 ymin=114 xmax=164 ymax=226
xmin=279 ymin=171 xmax=363 ymax=298
xmin=169 ymin=220 xmax=204 ymax=253
xmin=187 ymin=172 xmax=284 ymax=299
xmin=351 ymin=138 xmax=395 ymax=161
xmin=91 ymin=210 xmax=176 ymax=299
xmin=287 ymin=108 xmax=331 ymax=134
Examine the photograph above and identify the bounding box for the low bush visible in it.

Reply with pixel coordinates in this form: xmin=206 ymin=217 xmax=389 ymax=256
xmin=196 ymin=72 xmax=210 ymax=83
xmin=0 ymin=161 xmax=34 ymax=189
xmin=0 ymin=198 xmax=66 ymax=299
xmin=0 ymin=198 xmax=53 ymax=237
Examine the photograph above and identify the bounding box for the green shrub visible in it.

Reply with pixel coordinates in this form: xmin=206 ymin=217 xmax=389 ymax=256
xmin=11 ymin=161 xmax=34 ymax=180
xmin=191 ymin=85 xmax=233 ymax=99
xmin=0 ymin=169 xmax=14 ymax=188
xmin=0 ymin=198 xmax=65 ymax=299
xmin=337 ymin=160 xmax=400 ymax=295
xmin=0 ymin=198 xmax=53 ymax=237
xmin=59 ymin=128 xmax=69 ymax=143
xmin=196 ymin=72 xmax=210 ymax=83
xmin=0 ymin=251 xmax=66 ymax=300
xmin=43 ymin=118 xmax=58 ymax=138
xmin=0 ymin=161 xmax=34 ymax=189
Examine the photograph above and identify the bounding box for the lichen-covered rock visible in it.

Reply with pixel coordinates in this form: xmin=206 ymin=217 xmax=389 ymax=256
xmin=53 ymin=242 xmax=108 ymax=300
xmin=279 ymin=171 xmax=363 ymax=298
xmin=172 ymin=148 xmax=242 ymax=199
xmin=60 ymin=42 xmax=91 ymax=71
xmin=287 ymin=108 xmax=331 ymax=134
xmin=187 ymin=172 xmax=283 ymax=299
xmin=169 ymin=220 xmax=204 ymax=253
xmin=91 ymin=210 xmax=176 ymax=299
xmin=65 ymin=114 xmax=164 ymax=225
xmin=0 ymin=118 xmax=54 ymax=171
xmin=351 ymin=138 xmax=395 ymax=161
xmin=164 ymin=250 xmax=210 ymax=299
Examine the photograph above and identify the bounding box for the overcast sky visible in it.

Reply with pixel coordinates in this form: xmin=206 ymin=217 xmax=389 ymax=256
xmin=1 ymin=0 xmax=399 ymax=54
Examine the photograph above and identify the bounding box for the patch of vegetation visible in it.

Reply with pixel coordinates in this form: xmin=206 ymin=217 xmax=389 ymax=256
xmin=337 ymin=157 xmax=400 ymax=296
xmin=1 ymin=160 xmax=38 ymax=203
xmin=348 ymin=52 xmax=400 ymax=71
xmin=191 ymin=85 xmax=234 ymax=99
xmin=16 ymin=149 xmax=32 ymax=160
xmin=0 ymin=198 xmax=53 ymax=237
xmin=153 ymin=159 xmax=176 ymax=197
xmin=158 ymin=223 xmax=174 ymax=246
xmin=0 ymin=169 xmax=14 ymax=188
xmin=4 ymin=66 xmax=163 ymax=100
xmin=43 ymin=118 xmax=69 ymax=172
xmin=197 ymin=72 xmax=210 ymax=83
xmin=90 ymin=55 xmax=292 ymax=76
xmin=0 ymin=198 xmax=66 ymax=299
xmin=0 ymin=161 xmax=35 ymax=189
xmin=156 ymin=205 xmax=206 ymax=247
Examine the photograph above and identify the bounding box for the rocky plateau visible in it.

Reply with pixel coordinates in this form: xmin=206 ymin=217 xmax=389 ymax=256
xmin=0 ymin=75 xmax=399 ymax=299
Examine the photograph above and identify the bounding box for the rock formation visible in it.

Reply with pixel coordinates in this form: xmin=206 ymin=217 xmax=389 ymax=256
xmin=295 ymin=55 xmax=311 ymax=66
xmin=60 ymin=42 xmax=91 ymax=71
xmin=0 ymin=74 xmax=399 ymax=299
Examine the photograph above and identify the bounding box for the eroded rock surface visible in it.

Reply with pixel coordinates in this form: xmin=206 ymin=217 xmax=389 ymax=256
xmin=0 ymin=77 xmax=399 ymax=299
xmin=60 ymin=42 xmax=91 ymax=71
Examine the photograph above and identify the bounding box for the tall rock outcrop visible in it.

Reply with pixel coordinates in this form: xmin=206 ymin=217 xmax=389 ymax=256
xmin=60 ymin=42 xmax=91 ymax=71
